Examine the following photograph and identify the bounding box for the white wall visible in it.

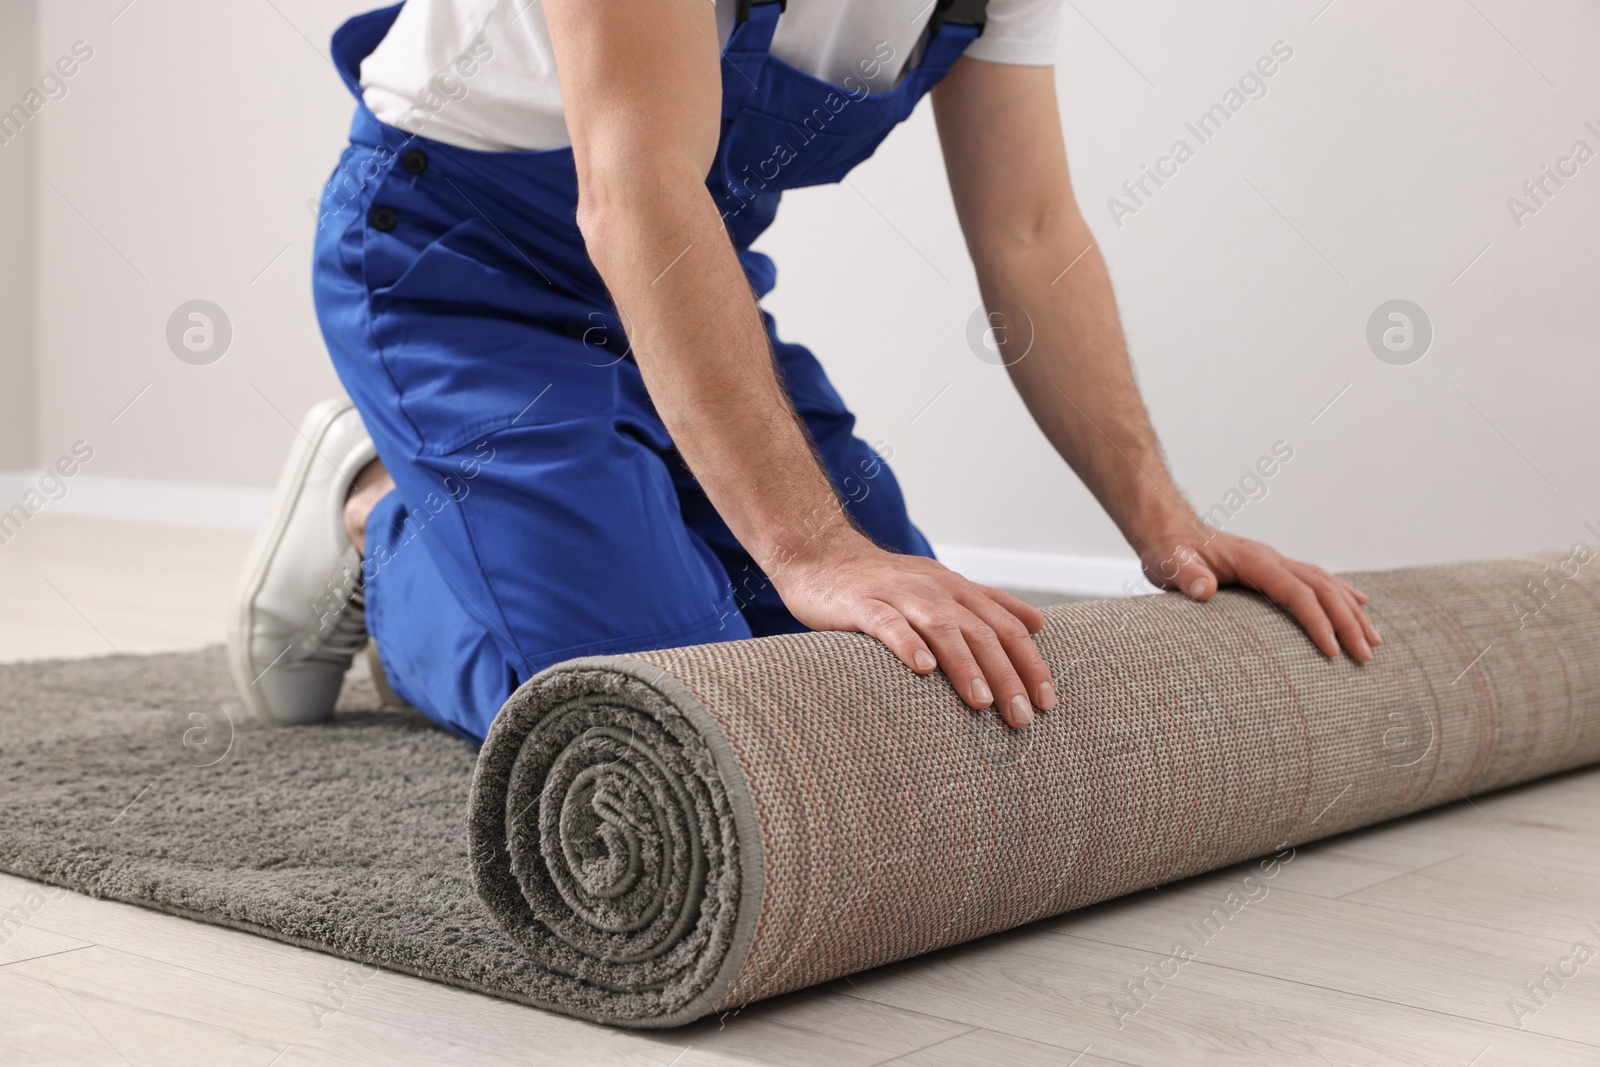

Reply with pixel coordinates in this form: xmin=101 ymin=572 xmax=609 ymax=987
xmin=757 ymin=0 xmax=1600 ymax=569
xmin=0 ymin=0 xmax=38 ymax=469
xmin=26 ymin=0 xmax=1600 ymax=574
xmin=32 ymin=0 xmax=357 ymax=488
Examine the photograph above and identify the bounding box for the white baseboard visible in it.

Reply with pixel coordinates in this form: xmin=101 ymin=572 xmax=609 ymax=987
xmin=1 ymin=471 xmax=272 ymax=530
xmin=2 ymin=471 xmax=1148 ymax=597
xmin=932 ymin=544 xmax=1156 ymax=597
xmin=66 ymin=476 xmax=274 ymax=528
xmin=0 ymin=471 xmax=30 ymax=504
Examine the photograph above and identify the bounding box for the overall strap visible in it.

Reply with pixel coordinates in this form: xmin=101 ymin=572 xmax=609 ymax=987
xmin=720 ymin=0 xmax=783 ymax=116
xmin=726 ymin=0 xmax=784 ymax=58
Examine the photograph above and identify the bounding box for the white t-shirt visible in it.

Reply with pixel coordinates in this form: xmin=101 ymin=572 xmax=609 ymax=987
xmin=360 ymin=0 xmax=1062 ymax=151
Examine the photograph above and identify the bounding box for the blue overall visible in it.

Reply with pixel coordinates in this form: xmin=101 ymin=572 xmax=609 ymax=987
xmin=314 ymin=2 xmax=984 ymax=742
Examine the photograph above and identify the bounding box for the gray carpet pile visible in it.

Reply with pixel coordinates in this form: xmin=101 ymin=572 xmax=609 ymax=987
xmin=0 ymin=649 xmax=557 ymax=1004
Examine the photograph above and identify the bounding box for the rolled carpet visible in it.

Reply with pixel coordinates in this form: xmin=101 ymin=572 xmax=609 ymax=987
xmin=470 ymin=552 xmax=1600 ymax=1027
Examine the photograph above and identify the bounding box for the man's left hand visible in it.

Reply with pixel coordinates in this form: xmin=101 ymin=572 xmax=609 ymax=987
xmin=1137 ymin=528 xmax=1381 ymax=663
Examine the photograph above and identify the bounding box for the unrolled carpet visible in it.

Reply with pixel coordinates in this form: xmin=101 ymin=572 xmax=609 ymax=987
xmin=3 ymin=554 xmax=1598 ymax=1030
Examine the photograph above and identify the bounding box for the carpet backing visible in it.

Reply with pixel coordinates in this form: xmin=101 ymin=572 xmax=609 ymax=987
xmin=3 ymin=554 xmax=1598 ymax=1028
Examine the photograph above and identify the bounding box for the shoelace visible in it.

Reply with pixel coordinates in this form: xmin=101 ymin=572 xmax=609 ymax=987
xmin=305 ymin=582 xmax=368 ymax=665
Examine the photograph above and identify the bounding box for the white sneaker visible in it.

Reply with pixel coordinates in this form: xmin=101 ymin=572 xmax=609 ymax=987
xmin=227 ymin=398 xmax=378 ymax=724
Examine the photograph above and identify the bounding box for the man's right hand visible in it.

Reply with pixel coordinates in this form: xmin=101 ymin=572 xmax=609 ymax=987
xmin=770 ymin=531 xmax=1056 ymax=728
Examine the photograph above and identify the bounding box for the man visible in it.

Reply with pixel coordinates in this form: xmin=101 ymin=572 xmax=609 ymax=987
xmin=228 ymin=0 xmax=1379 ymax=743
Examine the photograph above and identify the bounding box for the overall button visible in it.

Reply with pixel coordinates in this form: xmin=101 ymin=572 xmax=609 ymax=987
xmin=401 ymin=149 xmax=428 ymax=175
xmin=370 ymin=206 xmax=398 ymax=232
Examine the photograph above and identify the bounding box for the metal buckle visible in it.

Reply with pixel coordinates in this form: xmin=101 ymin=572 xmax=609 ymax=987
xmin=929 ymin=0 xmax=988 ymax=33
xmin=734 ymin=0 xmax=786 ymax=22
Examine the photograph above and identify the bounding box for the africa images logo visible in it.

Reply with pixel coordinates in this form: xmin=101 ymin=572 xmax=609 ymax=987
xmin=1106 ymin=40 xmax=1295 ymax=228
xmin=166 ymin=300 xmax=233 ymax=365
xmin=0 ymin=41 xmax=94 ymax=148
xmin=1365 ymin=300 xmax=1432 ymax=366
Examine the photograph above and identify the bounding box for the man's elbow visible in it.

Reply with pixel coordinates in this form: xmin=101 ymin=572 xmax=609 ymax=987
xmin=991 ymin=195 xmax=1085 ymax=253
xmin=573 ymin=143 xmax=710 ymax=252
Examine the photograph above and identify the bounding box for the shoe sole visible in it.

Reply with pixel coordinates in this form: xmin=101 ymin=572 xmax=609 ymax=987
xmin=226 ymin=397 xmax=364 ymax=722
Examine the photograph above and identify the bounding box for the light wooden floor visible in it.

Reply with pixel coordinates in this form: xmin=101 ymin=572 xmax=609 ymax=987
xmin=1 ymin=515 xmax=1597 ymax=1066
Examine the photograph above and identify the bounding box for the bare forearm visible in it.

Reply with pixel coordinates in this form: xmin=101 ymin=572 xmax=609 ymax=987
xmin=934 ymin=61 xmax=1192 ymax=550
xmin=546 ymin=0 xmax=856 ymax=576
xmin=581 ymin=185 xmax=857 ymax=570
xmin=973 ymin=218 xmax=1195 ymax=546
xmin=935 ymin=57 xmax=1376 ymax=662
